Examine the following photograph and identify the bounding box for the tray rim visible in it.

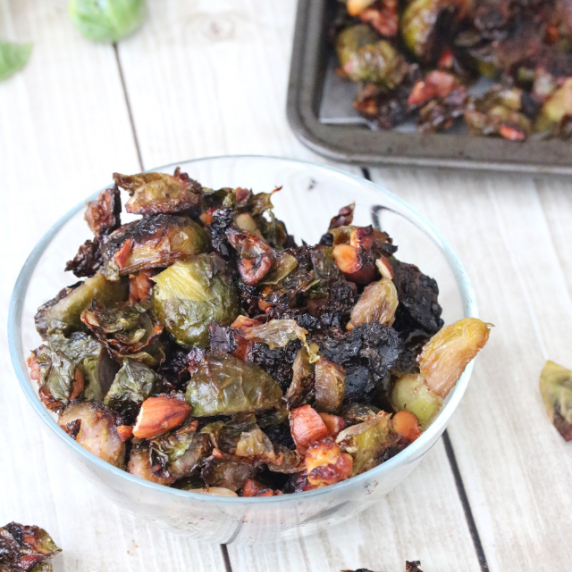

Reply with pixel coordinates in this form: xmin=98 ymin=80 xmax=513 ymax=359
xmin=286 ymin=0 xmax=572 ymax=174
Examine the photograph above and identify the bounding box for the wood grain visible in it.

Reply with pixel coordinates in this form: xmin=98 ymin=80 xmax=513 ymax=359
xmin=0 ymin=2 xmax=225 ymax=571
xmin=369 ymin=166 xmax=572 ymax=572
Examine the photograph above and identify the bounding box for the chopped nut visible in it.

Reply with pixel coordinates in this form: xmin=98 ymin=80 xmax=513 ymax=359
xmin=392 ymin=411 xmax=421 ymax=441
xmin=290 ymin=405 xmax=329 ymax=452
xmin=305 ymin=438 xmax=353 ymax=486
xmin=133 ymin=395 xmax=192 ymax=440
xmin=319 ymin=412 xmax=346 ymax=438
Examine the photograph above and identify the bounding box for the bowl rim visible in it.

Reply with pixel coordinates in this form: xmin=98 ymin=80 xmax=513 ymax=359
xmin=8 ymin=154 xmax=478 ymax=505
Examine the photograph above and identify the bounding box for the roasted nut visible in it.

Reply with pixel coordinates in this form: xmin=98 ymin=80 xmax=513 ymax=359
xmin=290 ymin=405 xmax=329 ymax=452
xmin=392 ymin=411 xmax=421 ymax=441
xmin=133 ymin=395 xmax=192 ymax=439
xmin=319 ymin=413 xmax=347 ymax=438
xmin=305 ymin=438 xmax=353 ymax=486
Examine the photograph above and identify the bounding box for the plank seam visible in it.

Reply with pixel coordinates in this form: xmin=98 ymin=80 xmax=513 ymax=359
xmin=113 ymin=43 xmax=145 ymax=171
xmin=443 ymin=430 xmax=490 ymax=572
xmin=220 ymin=545 xmax=234 ymax=572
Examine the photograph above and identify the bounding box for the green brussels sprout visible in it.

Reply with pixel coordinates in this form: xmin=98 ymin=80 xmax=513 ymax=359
xmin=68 ymin=0 xmax=146 ymax=43
xmin=186 ymin=352 xmax=283 ymax=416
xmin=104 ymin=359 xmax=161 ymax=421
xmin=101 ymin=215 xmax=209 ymax=280
xmin=336 ymin=25 xmax=408 ymax=86
xmin=336 ymin=413 xmax=392 ymax=476
xmin=0 ymin=522 xmax=60 ymax=572
xmin=49 ymin=332 xmax=118 ymax=402
xmin=539 ymin=360 xmax=572 ymax=441
xmin=81 ymin=300 xmax=164 ymax=367
xmin=401 ymin=0 xmax=442 ymax=60
xmin=35 ymin=272 xmax=128 ymax=339
xmin=0 ymin=40 xmax=32 ymax=82
xmin=149 ymin=426 xmax=212 ymax=479
xmin=113 ymin=170 xmax=202 ymax=215
xmin=59 ymin=401 xmax=125 ymax=468
xmin=152 ymin=254 xmax=240 ymax=348
xmin=391 ymin=373 xmax=443 ymax=429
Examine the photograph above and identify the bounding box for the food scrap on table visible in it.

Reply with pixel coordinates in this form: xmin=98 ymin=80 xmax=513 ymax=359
xmin=539 ymin=360 xmax=572 ymax=441
xmin=27 ymin=167 xmax=491 ymax=496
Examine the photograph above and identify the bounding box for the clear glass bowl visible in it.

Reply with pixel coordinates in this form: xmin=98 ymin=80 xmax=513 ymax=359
xmin=8 ymin=155 xmax=478 ymax=544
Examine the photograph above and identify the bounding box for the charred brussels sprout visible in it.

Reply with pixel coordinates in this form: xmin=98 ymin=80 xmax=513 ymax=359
xmin=114 ymin=170 xmax=202 ymax=215
xmin=128 ymin=442 xmax=176 ymax=485
xmin=35 ymin=272 xmax=128 ymax=339
xmin=152 ymin=254 xmax=239 ymax=348
xmin=59 ymin=401 xmax=125 ymax=467
xmin=186 ymin=352 xmax=283 ymax=416
xmin=202 ymin=454 xmax=257 ymax=491
xmin=101 ymin=215 xmax=209 ymax=280
xmin=104 ymin=359 xmax=161 ymax=421
xmin=337 ymin=25 xmax=408 ymax=86
xmin=539 ymin=360 xmax=572 ymax=441
xmin=336 ymin=413 xmax=393 ymax=476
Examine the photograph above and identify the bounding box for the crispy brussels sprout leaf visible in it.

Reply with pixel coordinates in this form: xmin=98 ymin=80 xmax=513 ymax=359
xmin=30 ymin=346 xmax=76 ymax=411
xmin=233 ymin=318 xmax=320 ymax=363
xmin=69 ymin=0 xmax=146 ymax=43
xmin=347 ymin=278 xmax=398 ymax=330
xmin=101 ymin=215 xmax=209 ymax=280
xmin=391 ymin=373 xmax=442 ymax=429
xmin=336 ymin=413 xmax=393 ymax=476
xmin=35 ymin=273 xmax=128 ymax=339
xmin=104 ymin=359 xmax=161 ymax=421
xmin=48 ymin=332 xmax=117 ymax=402
xmin=150 ymin=425 xmax=212 ymax=479
xmin=539 ymin=360 xmax=572 ymax=441
xmin=341 ymin=402 xmax=380 ymax=424
xmin=114 ymin=170 xmax=202 ymax=215
xmin=419 ymin=318 xmax=492 ymax=398
xmin=314 ymin=359 xmax=345 ymax=414
xmin=59 ymin=401 xmax=125 ymax=467
xmin=152 ymin=255 xmax=240 ymax=348
xmin=0 ymin=40 xmax=32 ymax=82
xmin=84 ymin=187 xmax=121 ymax=236
xmin=285 ymin=345 xmax=316 ymax=408
xmin=186 ymin=352 xmax=283 ymax=416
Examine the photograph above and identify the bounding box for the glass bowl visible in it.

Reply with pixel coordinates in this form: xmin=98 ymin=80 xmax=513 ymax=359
xmin=8 ymin=155 xmax=477 ymax=544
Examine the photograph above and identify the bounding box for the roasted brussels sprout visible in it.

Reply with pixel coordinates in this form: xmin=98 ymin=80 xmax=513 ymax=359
xmin=59 ymin=401 xmax=125 ymax=467
xmin=149 ymin=423 xmax=212 ymax=479
xmin=114 ymin=170 xmax=202 ymax=215
xmin=35 ymin=272 xmax=128 ymax=339
xmin=152 ymin=254 xmax=240 ymax=348
xmin=101 ymin=215 xmax=209 ymax=280
xmin=539 ymin=360 xmax=572 ymax=441
xmin=202 ymin=454 xmax=257 ymax=491
xmin=0 ymin=522 xmax=60 ymax=572
xmin=128 ymin=442 xmax=176 ymax=485
xmin=186 ymin=352 xmax=283 ymax=416
xmin=314 ymin=359 xmax=346 ymax=414
xmin=337 ymin=25 xmax=408 ymax=86
xmin=104 ymin=359 xmax=162 ymax=421
xmin=391 ymin=373 xmax=443 ymax=429
xmin=84 ymin=187 xmax=121 ymax=236
xmin=285 ymin=345 xmax=317 ymax=408
xmin=336 ymin=413 xmax=393 ymax=476
xmin=346 ymin=278 xmax=398 ymax=330
xmin=0 ymin=40 xmax=32 ymax=82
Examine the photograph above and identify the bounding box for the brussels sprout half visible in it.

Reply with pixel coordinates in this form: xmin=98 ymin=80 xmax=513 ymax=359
xmin=152 ymin=254 xmax=240 ymax=348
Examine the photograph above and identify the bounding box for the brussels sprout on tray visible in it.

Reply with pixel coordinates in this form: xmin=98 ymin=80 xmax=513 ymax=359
xmin=27 ymin=167 xmax=491 ymax=496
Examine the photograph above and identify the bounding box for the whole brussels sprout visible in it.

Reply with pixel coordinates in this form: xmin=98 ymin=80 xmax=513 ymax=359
xmin=69 ymin=0 xmax=146 ymax=43
xmin=186 ymin=352 xmax=283 ymax=416
xmin=152 ymin=254 xmax=240 ymax=348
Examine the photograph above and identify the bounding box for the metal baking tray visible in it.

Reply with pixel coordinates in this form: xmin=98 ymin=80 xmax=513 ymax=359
xmin=286 ymin=0 xmax=572 ymax=173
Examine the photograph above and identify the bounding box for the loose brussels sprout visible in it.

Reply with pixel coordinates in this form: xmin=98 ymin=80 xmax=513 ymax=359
xmin=68 ymin=0 xmax=146 ymax=43
xmin=337 ymin=25 xmax=408 ymax=86
xmin=101 ymin=215 xmax=209 ymax=280
xmin=152 ymin=254 xmax=240 ymax=348
xmin=0 ymin=522 xmax=60 ymax=572
xmin=81 ymin=300 xmax=164 ymax=366
xmin=336 ymin=413 xmax=393 ymax=476
xmin=391 ymin=373 xmax=442 ymax=429
xmin=59 ymin=401 xmax=125 ymax=467
xmin=35 ymin=272 xmax=128 ymax=339
xmin=49 ymin=332 xmax=117 ymax=402
xmin=104 ymin=359 xmax=161 ymax=421
xmin=186 ymin=352 xmax=283 ymax=416
xmin=539 ymin=360 xmax=572 ymax=441
xmin=114 ymin=170 xmax=202 ymax=215
xmin=149 ymin=424 xmax=212 ymax=479
xmin=0 ymin=40 xmax=32 ymax=82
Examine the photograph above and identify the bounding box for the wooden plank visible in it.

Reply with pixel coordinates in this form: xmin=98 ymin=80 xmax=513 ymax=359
xmin=368 ymin=166 xmax=572 ymax=572
xmin=0 ymin=2 xmax=225 ymax=571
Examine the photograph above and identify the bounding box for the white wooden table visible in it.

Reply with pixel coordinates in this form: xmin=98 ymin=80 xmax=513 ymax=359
xmin=1 ymin=2 xmax=571 ymax=571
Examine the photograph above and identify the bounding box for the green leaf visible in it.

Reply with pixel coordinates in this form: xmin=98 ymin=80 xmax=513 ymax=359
xmin=0 ymin=40 xmax=32 ymax=82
